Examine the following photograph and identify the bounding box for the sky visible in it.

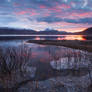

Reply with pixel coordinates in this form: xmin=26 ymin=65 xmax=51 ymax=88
xmin=0 ymin=0 xmax=92 ymax=32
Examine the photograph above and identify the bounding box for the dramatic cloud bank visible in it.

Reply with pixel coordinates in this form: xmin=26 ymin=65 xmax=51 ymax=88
xmin=0 ymin=0 xmax=92 ymax=32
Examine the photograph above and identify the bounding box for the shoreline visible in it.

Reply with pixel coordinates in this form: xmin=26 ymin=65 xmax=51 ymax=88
xmin=27 ymin=40 xmax=92 ymax=52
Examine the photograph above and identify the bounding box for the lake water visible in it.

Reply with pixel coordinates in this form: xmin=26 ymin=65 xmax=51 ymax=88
xmin=0 ymin=35 xmax=92 ymax=40
xmin=0 ymin=36 xmax=92 ymax=91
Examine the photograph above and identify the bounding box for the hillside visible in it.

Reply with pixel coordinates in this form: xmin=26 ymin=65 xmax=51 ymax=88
xmin=82 ymin=27 xmax=92 ymax=34
xmin=0 ymin=28 xmax=36 ymax=35
xmin=75 ymin=27 xmax=92 ymax=35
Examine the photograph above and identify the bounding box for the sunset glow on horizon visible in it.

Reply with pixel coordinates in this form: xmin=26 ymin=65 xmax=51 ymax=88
xmin=57 ymin=35 xmax=86 ymax=40
xmin=58 ymin=27 xmax=87 ymax=33
xmin=0 ymin=0 xmax=92 ymax=32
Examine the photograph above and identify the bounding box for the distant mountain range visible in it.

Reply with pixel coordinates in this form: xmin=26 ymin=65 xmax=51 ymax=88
xmin=0 ymin=27 xmax=70 ymax=35
xmin=0 ymin=27 xmax=92 ymax=35
xmin=0 ymin=28 xmax=36 ymax=35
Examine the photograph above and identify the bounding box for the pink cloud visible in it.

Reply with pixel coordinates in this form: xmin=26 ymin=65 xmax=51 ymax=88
xmin=69 ymin=11 xmax=92 ymax=19
xmin=30 ymin=9 xmax=39 ymax=16
xmin=57 ymin=4 xmax=71 ymax=9
xmin=15 ymin=9 xmax=39 ymax=16
xmin=40 ymin=5 xmax=46 ymax=9
xmin=16 ymin=11 xmax=28 ymax=15
xmin=47 ymin=4 xmax=70 ymax=14
xmin=56 ymin=10 xmax=92 ymax=19
xmin=78 ymin=12 xmax=92 ymax=17
xmin=13 ymin=3 xmax=20 ymax=7
xmin=48 ymin=7 xmax=61 ymax=13
xmin=44 ymin=13 xmax=50 ymax=17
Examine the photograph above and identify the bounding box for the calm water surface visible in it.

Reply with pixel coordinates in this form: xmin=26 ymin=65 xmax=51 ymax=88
xmin=0 ymin=37 xmax=92 ymax=91
xmin=0 ymin=35 xmax=92 ymax=40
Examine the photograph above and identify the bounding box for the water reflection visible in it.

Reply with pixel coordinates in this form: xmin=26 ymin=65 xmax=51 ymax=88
xmin=0 ymin=40 xmax=92 ymax=91
xmin=57 ymin=35 xmax=86 ymax=40
xmin=0 ymin=35 xmax=91 ymax=41
xmin=35 ymin=36 xmax=40 ymax=40
xmin=33 ymin=35 xmax=91 ymax=40
xmin=33 ymin=35 xmax=90 ymax=40
xmin=35 ymin=36 xmax=45 ymax=40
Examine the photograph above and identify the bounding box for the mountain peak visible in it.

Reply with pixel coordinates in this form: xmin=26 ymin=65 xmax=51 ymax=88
xmin=44 ymin=28 xmax=58 ymax=32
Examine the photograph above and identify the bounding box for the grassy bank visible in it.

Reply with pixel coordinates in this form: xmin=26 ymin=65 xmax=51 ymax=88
xmin=27 ymin=40 xmax=92 ymax=52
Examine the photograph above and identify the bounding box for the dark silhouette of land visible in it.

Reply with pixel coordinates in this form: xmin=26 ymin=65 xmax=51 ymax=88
xmin=0 ymin=27 xmax=91 ymax=35
xmin=75 ymin=27 xmax=92 ymax=35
